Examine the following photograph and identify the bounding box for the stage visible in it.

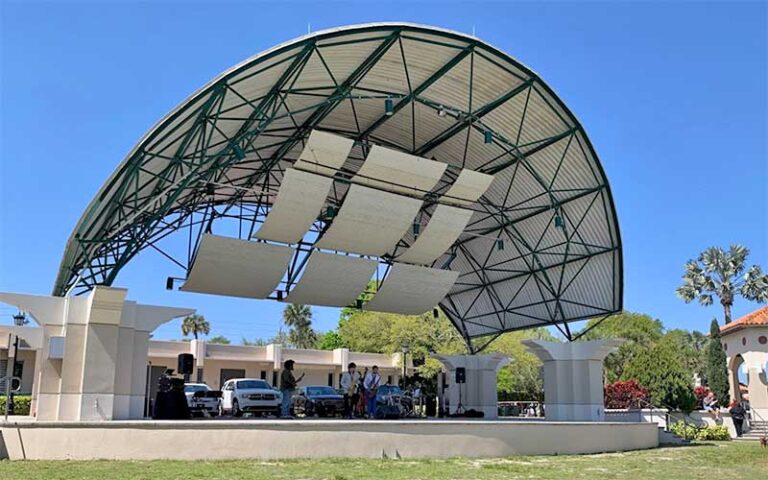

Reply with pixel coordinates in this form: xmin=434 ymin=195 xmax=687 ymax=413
xmin=0 ymin=418 xmax=658 ymax=460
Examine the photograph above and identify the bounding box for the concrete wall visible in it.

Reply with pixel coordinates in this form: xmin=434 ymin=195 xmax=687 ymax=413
xmin=0 ymin=420 xmax=658 ymax=460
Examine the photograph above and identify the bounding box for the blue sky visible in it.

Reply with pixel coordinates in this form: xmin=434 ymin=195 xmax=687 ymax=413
xmin=1 ymin=1 xmax=766 ymax=343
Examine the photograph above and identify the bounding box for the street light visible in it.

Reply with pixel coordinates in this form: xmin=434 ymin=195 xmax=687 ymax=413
xmin=401 ymin=341 xmax=410 ymax=388
xmin=12 ymin=312 xmax=27 ymax=327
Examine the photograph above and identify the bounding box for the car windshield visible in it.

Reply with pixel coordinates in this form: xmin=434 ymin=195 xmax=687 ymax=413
xmin=184 ymin=384 xmax=209 ymax=393
xmin=378 ymin=385 xmax=402 ymax=396
xmin=237 ymin=380 xmax=270 ymax=390
xmin=306 ymin=386 xmax=337 ymax=396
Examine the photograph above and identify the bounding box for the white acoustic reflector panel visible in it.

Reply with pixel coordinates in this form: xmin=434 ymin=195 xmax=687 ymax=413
xmin=293 ymin=130 xmax=354 ymax=174
xmin=181 ymin=234 xmax=292 ymax=299
xmin=443 ymin=169 xmax=495 ymax=206
xmin=315 ymin=185 xmax=422 ymax=256
xmin=284 ymin=252 xmax=377 ymax=307
xmin=364 ymin=263 xmax=459 ymax=315
xmin=355 ymin=145 xmax=446 ymax=195
xmin=254 ymin=169 xmax=331 ymax=243
xmin=396 ymin=205 xmax=475 ymax=265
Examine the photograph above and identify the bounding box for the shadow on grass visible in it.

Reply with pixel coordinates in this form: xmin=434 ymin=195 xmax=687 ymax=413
xmin=658 ymin=441 xmax=719 ymax=449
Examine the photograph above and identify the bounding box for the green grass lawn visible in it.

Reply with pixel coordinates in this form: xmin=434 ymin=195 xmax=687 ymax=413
xmin=0 ymin=442 xmax=765 ymax=479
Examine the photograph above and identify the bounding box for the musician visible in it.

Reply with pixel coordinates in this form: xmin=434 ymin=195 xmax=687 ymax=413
xmin=357 ymin=367 xmax=369 ymax=417
xmin=279 ymin=359 xmax=304 ymax=418
xmin=363 ymin=365 xmax=381 ymax=419
xmin=340 ymin=362 xmax=359 ymax=418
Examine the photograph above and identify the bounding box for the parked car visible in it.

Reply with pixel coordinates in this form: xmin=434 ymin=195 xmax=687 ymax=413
xmin=376 ymin=385 xmax=413 ymax=416
xmin=183 ymin=383 xmax=221 ymax=417
xmin=219 ymin=378 xmax=281 ymax=417
xmin=292 ymin=385 xmax=344 ymax=417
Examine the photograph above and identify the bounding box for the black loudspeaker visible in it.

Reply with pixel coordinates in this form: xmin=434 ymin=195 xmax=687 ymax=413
xmin=455 ymin=367 xmax=466 ymax=384
xmin=177 ymin=353 xmax=194 ymax=375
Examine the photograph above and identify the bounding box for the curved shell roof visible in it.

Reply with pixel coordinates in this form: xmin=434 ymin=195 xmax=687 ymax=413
xmin=55 ymin=23 xmax=622 ymax=347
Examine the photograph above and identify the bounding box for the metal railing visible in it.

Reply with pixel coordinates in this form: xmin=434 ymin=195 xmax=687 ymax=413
xmin=748 ymin=408 xmax=767 ymax=437
xmin=635 ymin=399 xmax=688 ymax=432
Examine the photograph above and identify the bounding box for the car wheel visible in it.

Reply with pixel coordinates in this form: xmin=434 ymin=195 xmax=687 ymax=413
xmin=232 ymin=399 xmax=242 ymax=417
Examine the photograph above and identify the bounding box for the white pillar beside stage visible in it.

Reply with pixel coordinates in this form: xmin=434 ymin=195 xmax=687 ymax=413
xmin=523 ymin=339 xmax=622 ymax=422
xmin=0 ymin=287 xmax=193 ymax=421
xmin=433 ymin=354 xmax=509 ymax=419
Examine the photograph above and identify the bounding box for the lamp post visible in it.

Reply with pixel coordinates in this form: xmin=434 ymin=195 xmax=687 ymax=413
xmin=401 ymin=342 xmax=410 ymax=388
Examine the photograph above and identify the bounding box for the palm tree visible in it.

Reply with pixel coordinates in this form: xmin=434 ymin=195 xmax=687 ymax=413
xmin=282 ymin=303 xmax=317 ymax=349
xmin=180 ymin=314 xmax=210 ymax=340
xmin=677 ymin=245 xmax=768 ymax=324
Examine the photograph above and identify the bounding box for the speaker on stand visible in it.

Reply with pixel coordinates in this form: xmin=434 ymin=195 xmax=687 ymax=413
xmin=454 ymin=367 xmax=466 ymax=415
xmin=177 ymin=353 xmax=194 ymax=382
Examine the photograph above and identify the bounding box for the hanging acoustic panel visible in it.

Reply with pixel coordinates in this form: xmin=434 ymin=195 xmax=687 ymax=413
xmin=396 ymin=205 xmax=475 ymax=265
xmin=254 ymin=169 xmax=332 ymax=244
xmin=364 ymin=263 xmax=459 ymax=315
xmin=292 ymin=129 xmax=354 ymax=175
xmin=314 ymin=185 xmax=422 ymax=257
xmin=284 ymin=251 xmax=377 ymax=307
xmin=354 ymin=145 xmax=446 ymax=196
xmin=180 ymin=234 xmax=292 ymax=299
xmin=443 ymin=168 xmax=495 ymax=206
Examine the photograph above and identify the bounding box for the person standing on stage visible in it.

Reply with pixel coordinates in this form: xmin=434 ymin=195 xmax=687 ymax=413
xmin=340 ymin=362 xmax=359 ymax=419
xmin=279 ymin=359 xmax=304 ymax=418
xmin=363 ymin=365 xmax=381 ymax=419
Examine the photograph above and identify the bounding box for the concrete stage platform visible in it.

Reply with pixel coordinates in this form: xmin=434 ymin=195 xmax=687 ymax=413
xmin=0 ymin=418 xmax=658 ymax=460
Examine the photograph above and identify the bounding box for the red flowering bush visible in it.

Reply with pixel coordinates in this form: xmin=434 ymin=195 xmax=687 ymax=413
xmin=694 ymin=386 xmax=711 ymax=409
xmin=604 ymin=380 xmax=649 ymax=409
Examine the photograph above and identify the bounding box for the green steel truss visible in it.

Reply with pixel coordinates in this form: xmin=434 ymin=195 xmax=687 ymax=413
xmin=54 ymin=24 xmax=623 ymax=352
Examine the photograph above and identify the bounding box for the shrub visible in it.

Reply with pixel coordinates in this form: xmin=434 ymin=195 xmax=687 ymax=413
xmin=604 ymin=380 xmax=649 ymax=409
xmin=0 ymin=395 xmax=32 ymax=416
xmin=696 ymin=425 xmax=730 ymax=441
xmin=669 ymin=421 xmax=731 ymax=441
xmin=670 ymin=421 xmax=698 ymax=440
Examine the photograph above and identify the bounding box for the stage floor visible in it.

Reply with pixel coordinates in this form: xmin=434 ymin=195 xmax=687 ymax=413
xmin=1 ymin=417 xmax=658 ymax=460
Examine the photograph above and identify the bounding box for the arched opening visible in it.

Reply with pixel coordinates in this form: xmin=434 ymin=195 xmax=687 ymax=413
xmin=729 ymin=354 xmax=748 ymax=404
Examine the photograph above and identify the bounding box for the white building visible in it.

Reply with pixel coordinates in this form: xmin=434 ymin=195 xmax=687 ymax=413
xmin=719 ymin=306 xmax=768 ymax=419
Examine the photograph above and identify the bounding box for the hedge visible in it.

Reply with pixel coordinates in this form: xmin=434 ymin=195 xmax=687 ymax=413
xmin=0 ymin=395 xmax=32 ymax=415
xmin=669 ymin=421 xmax=730 ymax=441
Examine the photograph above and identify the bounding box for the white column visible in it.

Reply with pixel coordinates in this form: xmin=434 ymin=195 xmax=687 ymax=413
xmin=523 ymin=339 xmax=622 ymax=422
xmin=433 ymin=354 xmax=509 ymax=419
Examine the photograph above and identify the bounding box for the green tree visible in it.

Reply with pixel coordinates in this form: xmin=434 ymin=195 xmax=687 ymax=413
xmin=664 ymin=328 xmax=707 ymax=378
xmin=577 ymin=311 xmax=664 ymax=382
xmin=316 ymin=331 xmax=347 ymax=350
xmin=676 ymin=245 xmax=768 ymax=324
xmin=180 ymin=314 xmax=210 ymax=340
xmin=704 ymin=319 xmax=730 ymax=405
xmin=282 ymin=304 xmax=317 ymax=349
xmin=487 ymin=328 xmax=555 ymax=401
xmin=621 ymin=333 xmax=696 ymax=411
xmin=337 ymin=308 xmax=466 ymax=379
xmin=208 ymin=335 xmax=230 ymax=345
